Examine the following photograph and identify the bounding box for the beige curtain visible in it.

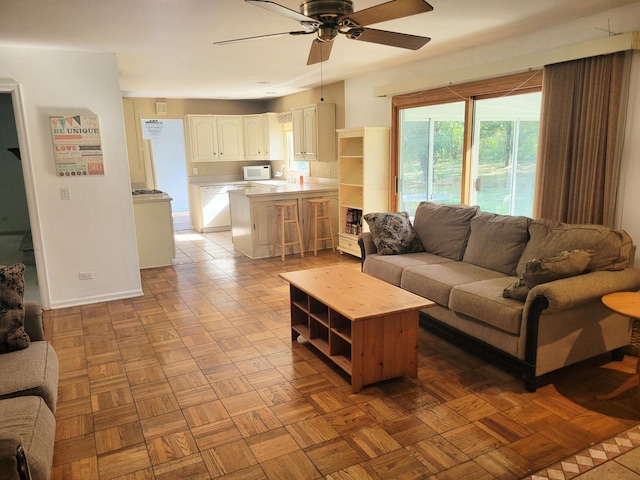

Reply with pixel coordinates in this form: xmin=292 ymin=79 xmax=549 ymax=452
xmin=534 ymin=51 xmax=632 ymax=226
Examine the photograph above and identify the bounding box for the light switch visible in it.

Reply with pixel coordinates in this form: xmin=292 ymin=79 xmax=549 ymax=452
xmin=60 ymin=187 xmax=71 ymax=200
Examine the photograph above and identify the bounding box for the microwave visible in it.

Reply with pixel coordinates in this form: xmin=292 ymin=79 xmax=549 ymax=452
xmin=243 ymin=165 xmax=271 ymax=181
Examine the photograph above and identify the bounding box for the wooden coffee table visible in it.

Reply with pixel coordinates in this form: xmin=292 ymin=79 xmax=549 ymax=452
xmin=279 ymin=265 xmax=434 ymax=393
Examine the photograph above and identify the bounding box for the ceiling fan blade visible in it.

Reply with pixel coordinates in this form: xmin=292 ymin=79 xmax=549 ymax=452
xmin=213 ymin=30 xmax=313 ymax=45
xmin=307 ymin=38 xmax=334 ymax=65
xmin=342 ymin=0 xmax=433 ymax=27
xmin=346 ymin=27 xmax=430 ymax=50
xmin=246 ymin=0 xmax=320 ymax=27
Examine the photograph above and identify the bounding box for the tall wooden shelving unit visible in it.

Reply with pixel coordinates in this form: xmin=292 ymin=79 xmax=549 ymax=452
xmin=337 ymin=127 xmax=390 ymax=257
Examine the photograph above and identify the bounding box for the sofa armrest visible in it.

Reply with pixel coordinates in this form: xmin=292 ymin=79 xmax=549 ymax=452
xmin=525 ymin=267 xmax=640 ymax=314
xmin=358 ymin=232 xmax=377 ymax=257
xmin=0 ymin=431 xmax=29 ymax=480
xmin=23 ymin=302 xmax=45 ymax=342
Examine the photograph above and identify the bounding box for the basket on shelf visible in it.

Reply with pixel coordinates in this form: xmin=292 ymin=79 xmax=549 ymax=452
xmin=624 ymin=319 xmax=640 ymax=357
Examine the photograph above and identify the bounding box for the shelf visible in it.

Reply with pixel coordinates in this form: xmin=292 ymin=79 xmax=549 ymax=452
xmin=311 ymin=337 xmax=330 ymax=357
xmin=330 ymin=354 xmax=352 ymax=374
xmin=331 ymin=312 xmax=352 ymax=341
xmin=309 ymin=297 xmax=329 ymax=325
xmin=309 ymin=319 xmax=329 ymax=343
xmin=292 ymin=323 xmax=310 ymax=339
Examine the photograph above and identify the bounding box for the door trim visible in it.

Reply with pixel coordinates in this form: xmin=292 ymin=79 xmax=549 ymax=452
xmin=1 ymin=80 xmax=50 ymax=309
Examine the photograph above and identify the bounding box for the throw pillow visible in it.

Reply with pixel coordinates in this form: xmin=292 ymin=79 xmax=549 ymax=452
xmin=363 ymin=212 xmax=424 ymax=255
xmin=502 ymin=249 xmax=593 ymax=301
xmin=0 ymin=263 xmax=30 ymax=353
xmin=523 ymin=249 xmax=593 ymax=288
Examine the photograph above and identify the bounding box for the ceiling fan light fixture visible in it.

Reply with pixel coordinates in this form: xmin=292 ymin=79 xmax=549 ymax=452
xmin=318 ymin=25 xmax=338 ymax=42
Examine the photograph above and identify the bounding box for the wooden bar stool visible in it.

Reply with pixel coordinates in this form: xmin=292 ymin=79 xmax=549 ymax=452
xmin=306 ymin=198 xmax=335 ymax=256
xmin=272 ymin=201 xmax=304 ymax=261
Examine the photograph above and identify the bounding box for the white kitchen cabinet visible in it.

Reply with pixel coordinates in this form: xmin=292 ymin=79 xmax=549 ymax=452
xmin=216 ymin=116 xmax=244 ymax=161
xmin=337 ymin=127 xmax=390 ymax=257
xmin=243 ymin=113 xmax=285 ymax=161
xmin=185 ymin=115 xmax=244 ymax=162
xmin=291 ymin=103 xmax=336 ymax=162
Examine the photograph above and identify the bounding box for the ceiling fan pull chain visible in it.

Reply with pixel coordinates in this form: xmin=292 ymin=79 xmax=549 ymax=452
xmin=320 ymin=44 xmax=324 ymax=102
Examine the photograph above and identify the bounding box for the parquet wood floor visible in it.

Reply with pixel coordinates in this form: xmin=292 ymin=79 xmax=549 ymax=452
xmin=48 ymin=231 xmax=640 ymax=479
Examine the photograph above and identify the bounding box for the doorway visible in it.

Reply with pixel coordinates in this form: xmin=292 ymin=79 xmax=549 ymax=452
xmin=141 ymin=119 xmax=190 ymax=231
xmin=0 ymin=93 xmax=40 ymax=303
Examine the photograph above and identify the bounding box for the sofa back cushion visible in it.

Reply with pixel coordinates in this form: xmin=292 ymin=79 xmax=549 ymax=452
xmin=413 ymin=202 xmax=479 ymax=260
xmin=463 ymin=212 xmax=531 ymax=276
xmin=516 ymin=218 xmax=634 ymax=274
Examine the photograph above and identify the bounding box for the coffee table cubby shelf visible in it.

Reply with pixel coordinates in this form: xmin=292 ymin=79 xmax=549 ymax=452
xmin=290 ymin=286 xmax=353 ymax=374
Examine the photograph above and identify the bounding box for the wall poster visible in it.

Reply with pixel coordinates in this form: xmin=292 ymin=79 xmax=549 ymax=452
xmin=50 ymin=114 xmax=104 ymax=176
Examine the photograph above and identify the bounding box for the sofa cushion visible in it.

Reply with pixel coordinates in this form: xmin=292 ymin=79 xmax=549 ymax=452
xmin=0 ymin=341 xmax=59 ymax=413
xmin=363 ymin=252 xmax=453 ymax=286
xmin=0 ymin=263 xmax=30 ymax=354
xmin=412 ymin=202 xmax=479 ymax=260
xmin=401 ymin=261 xmax=505 ymax=306
xmin=0 ymin=396 xmax=55 ymax=480
xmin=363 ymin=211 xmax=424 ymax=255
xmin=463 ymin=212 xmax=530 ymax=276
xmin=516 ymin=219 xmax=633 ymax=274
xmin=449 ymin=277 xmax=525 ymax=335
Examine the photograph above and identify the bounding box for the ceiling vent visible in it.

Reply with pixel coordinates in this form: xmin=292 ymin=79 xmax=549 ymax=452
xmin=155 ymin=101 xmax=168 ymax=116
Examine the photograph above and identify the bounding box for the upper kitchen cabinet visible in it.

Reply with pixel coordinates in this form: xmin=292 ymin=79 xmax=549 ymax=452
xmin=291 ymin=103 xmax=336 ymax=162
xmin=185 ymin=115 xmax=244 ymax=162
xmin=243 ymin=113 xmax=284 ymax=161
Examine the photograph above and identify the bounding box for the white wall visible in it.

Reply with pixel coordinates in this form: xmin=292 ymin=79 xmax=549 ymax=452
xmin=0 ymin=47 xmax=142 ymax=309
xmin=344 ymin=2 xmax=640 ymax=261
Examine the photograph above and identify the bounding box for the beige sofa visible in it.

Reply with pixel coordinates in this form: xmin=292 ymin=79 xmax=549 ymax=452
xmin=0 ymin=301 xmax=58 ymax=480
xmin=359 ymin=201 xmax=640 ymax=391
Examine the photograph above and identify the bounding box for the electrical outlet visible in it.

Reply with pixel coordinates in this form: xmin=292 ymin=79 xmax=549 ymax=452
xmin=192 ymin=167 xmax=198 ymax=175
xmin=78 ymin=271 xmax=94 ymax=280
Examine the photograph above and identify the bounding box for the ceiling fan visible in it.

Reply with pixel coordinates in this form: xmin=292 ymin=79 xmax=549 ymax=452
xmin=214 ymin=0 xmax=433 ymax=65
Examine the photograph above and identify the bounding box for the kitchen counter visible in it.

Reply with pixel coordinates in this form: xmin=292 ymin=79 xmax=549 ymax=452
xmin=228 ymin=180 xmax=338 ymax=197
xmin=229 ymin=181 xmax=339 ymax=259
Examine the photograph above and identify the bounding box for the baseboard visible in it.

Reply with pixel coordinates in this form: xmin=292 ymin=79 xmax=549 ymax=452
xmin=48 ymin=288 xmax=144 ymax=309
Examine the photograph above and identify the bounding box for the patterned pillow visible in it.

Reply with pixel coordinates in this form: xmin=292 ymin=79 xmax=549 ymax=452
xmin=363 ymin=212 xmax=424 ymax=255
xmin=0 ymin=263 xmax=30 ymax=353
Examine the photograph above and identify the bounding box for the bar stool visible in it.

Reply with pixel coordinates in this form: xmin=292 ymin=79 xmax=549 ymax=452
xmin=306 ymin=198 xmax=335 ymax=256
xmin=272 ymin=201 xmax=304 ymax=261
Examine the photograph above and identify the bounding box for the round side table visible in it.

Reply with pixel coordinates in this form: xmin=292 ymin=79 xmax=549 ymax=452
xmin=596 ymin=291 xmax=640 ymax=400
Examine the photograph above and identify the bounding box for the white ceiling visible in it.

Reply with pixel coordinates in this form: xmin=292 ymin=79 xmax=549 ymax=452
xmin=0 ymin=0 xmax=636 ymax=100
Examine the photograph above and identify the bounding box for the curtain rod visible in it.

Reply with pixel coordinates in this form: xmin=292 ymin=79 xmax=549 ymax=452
xmin=375 ymin=31 xmax=640 ymax=98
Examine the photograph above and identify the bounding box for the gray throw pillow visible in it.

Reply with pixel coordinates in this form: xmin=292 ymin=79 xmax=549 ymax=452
xmin=363 ymin=212 xmax=424 ymax=255
xmin=503 ymin=249 xmax=593 ymax=301
xmin=0 ymin=263 xmax=30 ymax=353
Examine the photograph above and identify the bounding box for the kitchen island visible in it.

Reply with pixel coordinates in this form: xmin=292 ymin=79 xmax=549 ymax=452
xmin=229 ymin=181 xmax=338 ymax=259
